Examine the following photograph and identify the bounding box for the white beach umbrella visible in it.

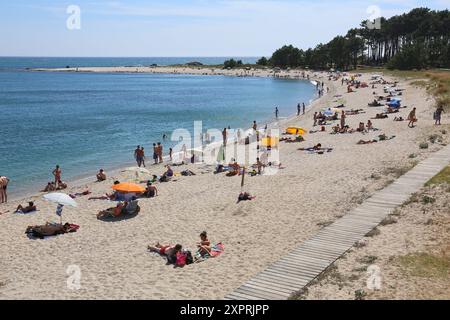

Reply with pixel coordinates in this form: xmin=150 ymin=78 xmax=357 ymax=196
xmin=43 ymin=193 xmax=78 ymax=207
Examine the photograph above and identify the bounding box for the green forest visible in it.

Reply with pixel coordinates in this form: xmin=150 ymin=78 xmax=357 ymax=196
xmin=257 ymin=8 xmax=450 ymax=71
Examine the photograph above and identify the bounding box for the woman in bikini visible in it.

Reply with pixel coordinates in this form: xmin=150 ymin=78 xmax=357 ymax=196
xmin=197 ymin=231 xmax=212 ymax=257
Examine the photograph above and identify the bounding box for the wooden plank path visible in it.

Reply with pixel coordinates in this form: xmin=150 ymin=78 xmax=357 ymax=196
xmin=225 ymin=145 xmax=450 ymax=300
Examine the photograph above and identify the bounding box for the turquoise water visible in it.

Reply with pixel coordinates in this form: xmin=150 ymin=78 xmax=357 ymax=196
xmin=0 ymin=58 xmax=315 ymax=196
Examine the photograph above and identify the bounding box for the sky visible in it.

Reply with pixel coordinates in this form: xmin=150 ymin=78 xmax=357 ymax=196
xmin=1 ymin=0 xmax=449 ymax=57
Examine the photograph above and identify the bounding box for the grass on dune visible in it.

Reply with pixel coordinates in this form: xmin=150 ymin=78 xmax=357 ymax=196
xmin=425 ymin=166 xmax=450 ymax=186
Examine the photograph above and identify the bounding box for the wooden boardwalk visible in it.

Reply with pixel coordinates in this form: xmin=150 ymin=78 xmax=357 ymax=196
xmin=224 ymin=145 xmax=450 ymax=300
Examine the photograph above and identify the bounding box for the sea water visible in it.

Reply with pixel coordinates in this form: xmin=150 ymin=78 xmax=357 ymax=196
xmin=0 ymin=57 xmax=316 ymax=196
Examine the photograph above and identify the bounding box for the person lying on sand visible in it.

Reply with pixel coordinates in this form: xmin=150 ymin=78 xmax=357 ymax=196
xmin=89 ymin=192 xmax=116 ymax=201
xmin=97 ymin=202 xmax=124 ymax=219
xmin=237 ymin=192 xmax=255 ymax=203
xmin=97 ymin=197 xmax=140 ymax=219
xmin=25 ymin=222 xmax=79 ymax=239
xmin=15 ymin=201 xmax=37 ymax=214
xmin=373 ymin=114 xmax=388 ymax=119
xmin=148 ymin=243 xmax=183 ymax=265
xmin=96 ymin=169 xmax=106 ymax=182
xmin=357 ymin=139 xmax=378 ymax=145
xmin=69 ymin=190 xmax=91 ymax=199
xmin=394 ymin=116 xmax=404 ymax=121
xmin=280 ymin=135 xmax=304 ymax=143
xmin=345 ymin=109 xmax=365 ymax=115
xmin=299 ymin=144 xmax=333 ymax=153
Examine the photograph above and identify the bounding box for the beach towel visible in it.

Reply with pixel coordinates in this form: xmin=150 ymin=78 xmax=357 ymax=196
xmin=14 ymin=209 xmax=38 ymax=215
xmin=195 ymin=243 xmax=224 ymax=263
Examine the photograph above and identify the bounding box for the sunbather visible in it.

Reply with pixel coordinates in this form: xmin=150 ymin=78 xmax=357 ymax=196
xmin=25 ymin=222 xmax=79 ymax=239
xmin=148 ymin=243 xmax=183 ymax=265
xmin=226 ymin=161 xmax=240 ymax=177
xmin=357 ymin=139 xmax=378 ymax=145
xmin=70 ymin=190 xmax=91 ymax=199
xmin=16 ymin=201 xmax=37 ymax=214
xmin=97 ymin=202 xmax=125 ymax=219
xmin=373 ymin=114 xmax=388 ymax=119
xmin=197 ymin=231 xmax=212 ymax=257
xmin=237 ymin=192 xmax=255 ymax=203
xmin=394 ymin=116 xmax=404 ymax=121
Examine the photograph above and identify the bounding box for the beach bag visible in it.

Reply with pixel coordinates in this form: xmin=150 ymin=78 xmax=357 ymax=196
xmin=185 ymin=251 xmax=194 ymax=265
xmin=176 ymin=251 xmax=187 ymax=267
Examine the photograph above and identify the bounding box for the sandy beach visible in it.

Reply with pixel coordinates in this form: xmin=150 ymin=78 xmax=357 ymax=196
xmin=1 ymin=68 xmax=448 ymax=300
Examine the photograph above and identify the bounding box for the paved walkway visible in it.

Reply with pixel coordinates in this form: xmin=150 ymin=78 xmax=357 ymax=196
xmin=224 ymin=145 xmax=450 ymax=300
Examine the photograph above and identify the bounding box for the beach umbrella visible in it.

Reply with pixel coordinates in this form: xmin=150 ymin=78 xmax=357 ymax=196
xmin=112 ymin=182 xmax=145 ymax=193
xmin=43 ymin=193 xmax=78 ymax=224
xmin=286 ymin=127 xmax=306 ymax=135
xmin=43 ymin=193 xmax=78 ymax=207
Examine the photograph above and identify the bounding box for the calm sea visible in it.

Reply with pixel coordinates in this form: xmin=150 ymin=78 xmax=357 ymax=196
xmin=0 ymin=57 xmax=315 ymax=196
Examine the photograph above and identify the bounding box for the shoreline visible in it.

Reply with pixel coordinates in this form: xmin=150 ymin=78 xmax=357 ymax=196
xmin=6 ymin=67 xmax=322 ymax=203
xmin=2 ymin=69 xmax=446 ymax=300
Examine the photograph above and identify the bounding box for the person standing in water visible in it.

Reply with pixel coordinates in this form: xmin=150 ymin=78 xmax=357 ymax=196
xmin=134 ymin=145 xmax=141 ymax=166
xmin=52 ymin=165 xmax=62 ymax=188
xmin=140 ymin=147 xmax=146 ymax=167
xmin=297 ymin=103 xmax=301 ymax=116
xmin=275 ymin=107 xmax=279 ymax=119
xmin=252 ymin=121 xmax=257 ymax=131
xmin=169 ymin=148 xmax=173 ymax=162
xmin=152 ymin=143 xmax=158 ymax=165
xmin=157 ymin=142 xmax=163 ymax=164
xmin=303 ymin=103 xmax=306 ymax=115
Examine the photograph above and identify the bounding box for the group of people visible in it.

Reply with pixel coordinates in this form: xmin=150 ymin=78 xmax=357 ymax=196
xmin=147 ymin=231 xmax=215 ymax=267
xmin=134 ymin=143 xmax=167 ymax=167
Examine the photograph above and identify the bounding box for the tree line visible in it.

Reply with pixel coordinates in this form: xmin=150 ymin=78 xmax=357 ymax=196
xmin=256 ymin=8 xmax=450 ymax=70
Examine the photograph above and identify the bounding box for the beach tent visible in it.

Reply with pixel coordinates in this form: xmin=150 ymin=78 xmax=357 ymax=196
xmin=286 ymin=127 xmax=306 ymax=135
xmin=261 ymin=136 xmax=279 ymax=148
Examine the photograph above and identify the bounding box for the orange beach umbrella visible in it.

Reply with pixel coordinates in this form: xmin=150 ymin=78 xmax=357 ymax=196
xmin=112 ymin=182 xmax=145 ymax=193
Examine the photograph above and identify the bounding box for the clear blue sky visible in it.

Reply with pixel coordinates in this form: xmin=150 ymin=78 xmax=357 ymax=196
xmin=1 ymin=0 xmax=448 ymax=57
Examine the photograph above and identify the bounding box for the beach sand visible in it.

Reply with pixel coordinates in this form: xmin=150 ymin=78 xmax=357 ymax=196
xmin=0 ymin=69 xmax=448 ymax=299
